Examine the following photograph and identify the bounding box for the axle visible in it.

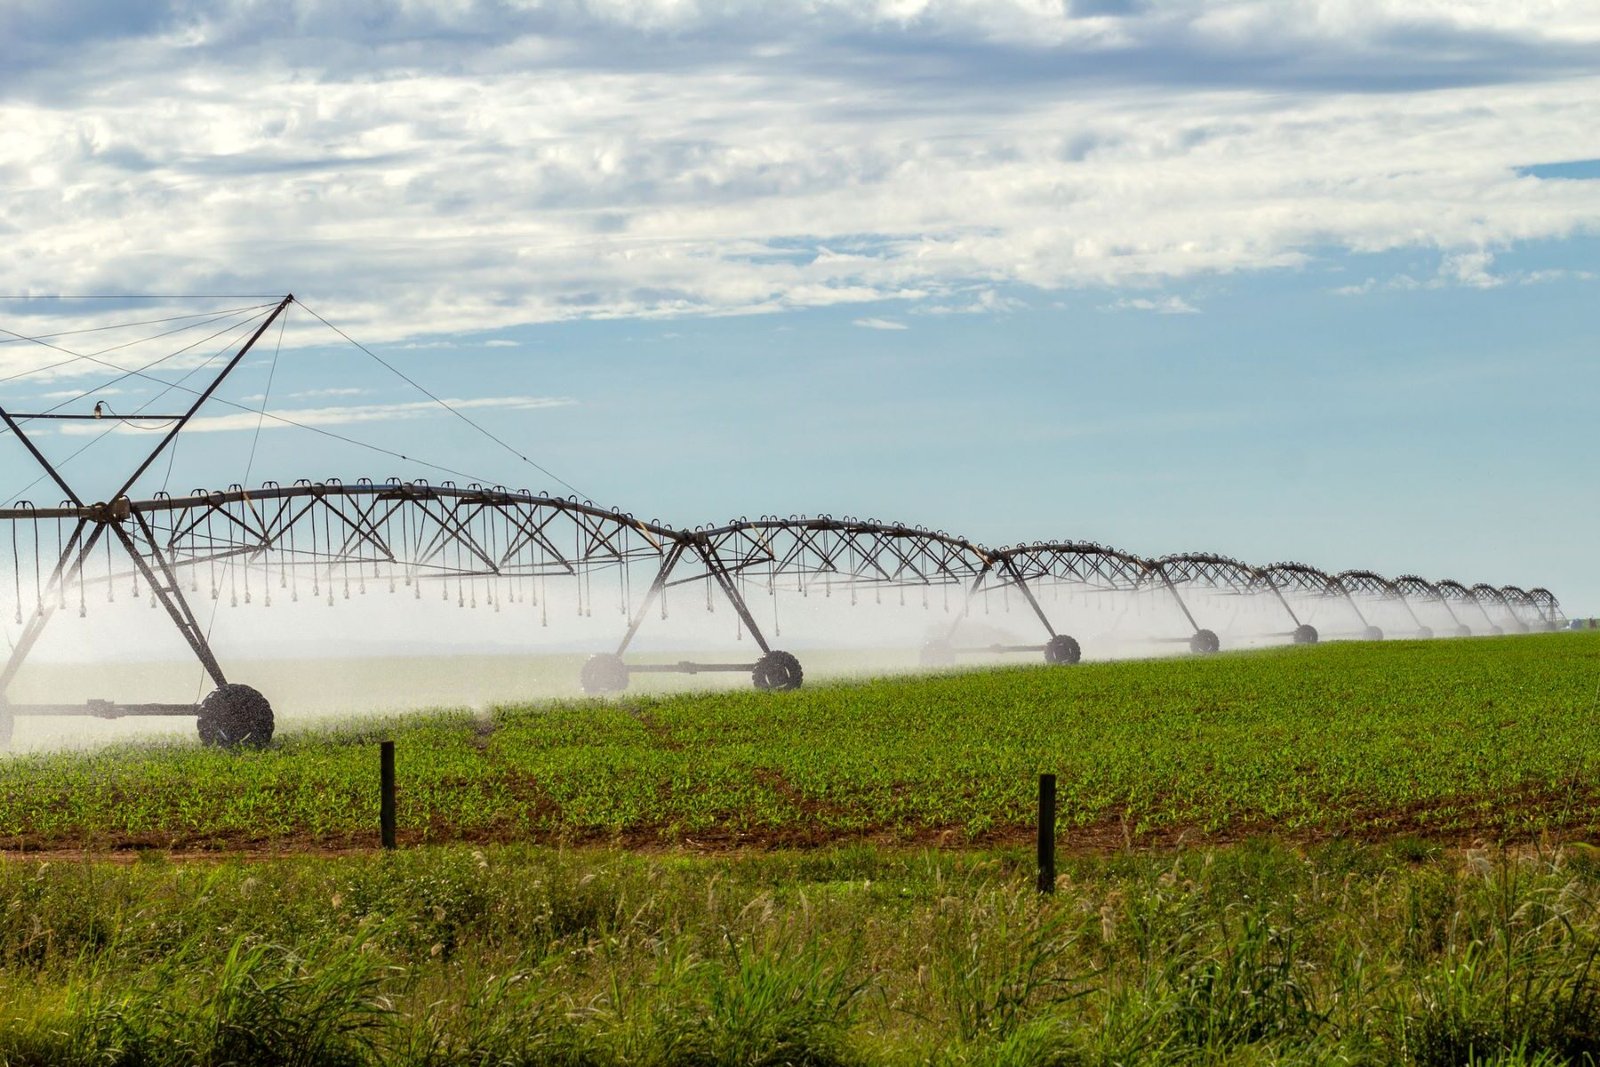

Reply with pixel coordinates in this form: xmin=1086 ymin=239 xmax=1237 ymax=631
xmin=626 ymin=662 xmax=761 ymax=674
xmin=9 ymin=700 xmax=199 ymax=718
xmin=0 ymin=685 xmax=274 ymax=748
xmin=581 ymin=650 xmax=804 ymax=694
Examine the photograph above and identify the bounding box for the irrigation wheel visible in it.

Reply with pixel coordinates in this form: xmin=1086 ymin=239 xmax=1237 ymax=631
xmin=1416 ymin=626 xmax=1434 ymax=640
xmin=1455 ymin=625 xmax=1473 ymax=638
xmin=1292 ymin=624 xmax=1319 ymax=645
xmin=1489 ymin=626 xmax=1505 ymax=637
xmin=919 ymin=640 xmax=956 ymax=668
xmin=580 ymin=653 xmax=630 ymax=694
xmin=1362 ymin=626 xmax=1384 ymax=642
xmin=752 ymin=650 xmax=803 ymax=692
xmin=0 ymin=699 xmax=12 ymax=749
xmin=1189 ymin=629 xmax=1220 ymax=655
xmin=1043 ymin=634 xmax=1082 ymax=665
xmin=196 ymin=684 xmax=274 ymax=748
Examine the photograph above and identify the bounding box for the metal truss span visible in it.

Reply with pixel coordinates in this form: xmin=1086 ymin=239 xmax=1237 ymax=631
xmin=690 ymin=516 xmax=991 ymax=590
xmin=920 ymin=541 xmax=1155 ymax=668
xmin=0 ymin=480 xmax=1571 ymax=746
xmin=0 ymin=293 xmax=1571 ymax=749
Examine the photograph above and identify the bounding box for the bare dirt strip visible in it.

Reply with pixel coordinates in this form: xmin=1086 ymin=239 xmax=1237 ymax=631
xmin=3 ymin=799 xmax=1597 ymax=863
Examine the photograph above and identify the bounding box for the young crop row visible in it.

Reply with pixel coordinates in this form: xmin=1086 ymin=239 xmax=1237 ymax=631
xmin=0 ymin=632 xmax=1595 ymax=849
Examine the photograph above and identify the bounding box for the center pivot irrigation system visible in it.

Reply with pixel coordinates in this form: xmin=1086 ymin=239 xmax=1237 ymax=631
xmin=0 ymin=295 xmax=1567 ymax=748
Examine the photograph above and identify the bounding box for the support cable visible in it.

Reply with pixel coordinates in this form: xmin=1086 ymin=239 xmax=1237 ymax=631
xmin=295 ymin=301 xmax=589 ymax=500
xmin=2 ymin=321 xmax=499 ymax=492
xmin=0 ymin=305 xmax=273 ymax=489
xmin=0 ymin=303 xmax=274 ymax=350
xmin=0 ymin=304 xmax=273 ymax=394
xmin=196 ymin=308 xmax=291 ymax=700
xmin=0 ymin=294 xmax=283 ymax=300
xmin=243 ymin=307 xmax=288 ymax=488
xmin=1 ymin=316 xmax=265 ymax=504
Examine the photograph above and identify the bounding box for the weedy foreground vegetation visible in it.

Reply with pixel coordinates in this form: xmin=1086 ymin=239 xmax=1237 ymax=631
xmin=3 ymin=842 xmax=1600 ymax=1065
xmin=0 ymin=632 xmax=1596 ymax=849
xmin=0 ymin=632 xmax=1597 ymax=1064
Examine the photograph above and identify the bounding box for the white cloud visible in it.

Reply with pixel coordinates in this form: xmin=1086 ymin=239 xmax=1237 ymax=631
xmin=1332 ymin=275 xmax=1420 ymax=296
xmin=55 ymin=395 xmax=577 ymax=434
xmin=289 ymin=386 xmax=368 ymax=398
xmin=1103 ymin=296 xmax=1201 ymax=314
xmin=0 ymin=2 xmax=1597 ymax=343
xmin=852 ymin=317 xmax=909 ymax=330
xmin=1439 ymin=250 xmax=1502 ymax=289
xmin=1333 ymin=250 xmax=1596 ymax=294
xmin=38 ymin=386 xmax=123 ymax=400
xmin=483 ymin=339 xmax=519 ymax=347
xmin=921 ymin=289 xmax=1026 ymax=315
xmin=1520 ymin=268 xmax=1597 ymax=283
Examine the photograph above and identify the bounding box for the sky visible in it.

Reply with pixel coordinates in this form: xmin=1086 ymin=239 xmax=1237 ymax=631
xmin=1 ymin=0 xmax=1597 ymax=615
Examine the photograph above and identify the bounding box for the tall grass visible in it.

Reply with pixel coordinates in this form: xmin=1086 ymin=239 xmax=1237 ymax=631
xmin=0 ymin=841 xmax=1598 ymax=1065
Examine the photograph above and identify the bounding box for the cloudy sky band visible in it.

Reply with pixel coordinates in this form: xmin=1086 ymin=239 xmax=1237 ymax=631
xmin=2 ymin=0 xmax=1597 ymax=608
xmin=3 ymin=1 xmax=1598 ymax=342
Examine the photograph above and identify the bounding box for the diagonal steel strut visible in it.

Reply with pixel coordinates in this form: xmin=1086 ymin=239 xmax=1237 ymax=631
xmin=0 ymin=295 xmax=293 ymax=711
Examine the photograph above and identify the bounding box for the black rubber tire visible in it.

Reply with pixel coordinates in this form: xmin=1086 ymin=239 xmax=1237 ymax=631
xmin=1043 ymin=634 xmax=1081 ymax=665
xmin=0 ymin=700 xmax=12 ymax=750
xmin=919 ymin=641 xmax=956 ymax=668
xmin=1189 ymin=629 xmax=1220 ymax=655
xmin=1455 ymin=625 xmax=1473 ymax=638
xmin=1546 ymin=620 xmax=1563 ymax=633
xmin=1292 ymin=624 xmax=1319 ymax=646
xmin=1416 ymin=626 xmax=1434 ymax=640
xmin=752 ymin=650 xmax=803 ymax=692
xmin=1363 ymin=626 xmax=1384 ymax=642
xmin=579 ymin=653 xmax=629 ymax=694
xmin=196 ymin=684 xmax=274 ymax=748
xmin=1489 ymin=626 xmax=1505 ymax=637
xmin=1512 ymin=621 xmax=1530 ymax=634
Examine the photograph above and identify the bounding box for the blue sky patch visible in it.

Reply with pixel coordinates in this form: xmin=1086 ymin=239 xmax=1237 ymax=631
xmin=2 ymin=1 xmax=1599 ymax=615
xmin=1517 ymin=159 xmax=1600 ymax=180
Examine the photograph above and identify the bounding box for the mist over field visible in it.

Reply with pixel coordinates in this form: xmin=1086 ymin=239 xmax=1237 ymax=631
xmin=0 ymin=551 xmax=1553 ymax=752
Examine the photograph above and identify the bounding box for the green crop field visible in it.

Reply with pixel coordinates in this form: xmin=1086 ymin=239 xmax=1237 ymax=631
xmin=2 ymin=631 xmax=1596 ymax=851
xmin=2 ymin=633 xmax=1600 ymax=1065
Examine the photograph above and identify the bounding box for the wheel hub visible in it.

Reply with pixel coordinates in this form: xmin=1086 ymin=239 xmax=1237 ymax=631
xmin=1043 ymin=635 xmax=1081 ymax=665
xmin=196 ymin=683 xmax=274 ymax=748
xmin=580 ymin=654 xmax=630 ymax=694
xmin=752 ymin=650 xmax=803 ymax=692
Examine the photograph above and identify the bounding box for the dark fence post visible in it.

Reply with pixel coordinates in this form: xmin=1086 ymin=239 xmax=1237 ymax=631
xmin=380 ymin=740 xmax=396 ymax=850
xmin=1037 ymin=773 xmax=1056 ymax=893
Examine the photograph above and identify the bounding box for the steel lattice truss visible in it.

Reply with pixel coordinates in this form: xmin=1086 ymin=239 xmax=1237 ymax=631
xmin=691 ymin=517 xmax=989 ymax=590
xmin=988 ymin=542 xmax=1153 ymax=591
xmin=1152 ymin=553 xmax=1273 ymax=594
xmin=0 ymin=294 xmax=1572 ymax=746
xmin=138 ymin=482 xmax=672 ymax=581
xmin=1336 ymin=569 xmax=1404 ymax=600
xmin=1263 ymin=562 xmax=1343 ymax=597
xmin=1146 ymin=554 xmax=1324 ymax=649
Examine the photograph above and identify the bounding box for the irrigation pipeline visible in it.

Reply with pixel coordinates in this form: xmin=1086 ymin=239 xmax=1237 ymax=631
xmin=0 ymin=479 xmax=1566 ymax=655
xmin=0 ymin=294 xmax=1573 ymax=746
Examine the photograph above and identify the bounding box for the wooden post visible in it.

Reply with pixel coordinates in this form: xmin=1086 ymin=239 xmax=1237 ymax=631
xmin=1036 ymin=773 xmax=1056 ymax=893
xmin=380 ymin=740 xmax=396 ymax=850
